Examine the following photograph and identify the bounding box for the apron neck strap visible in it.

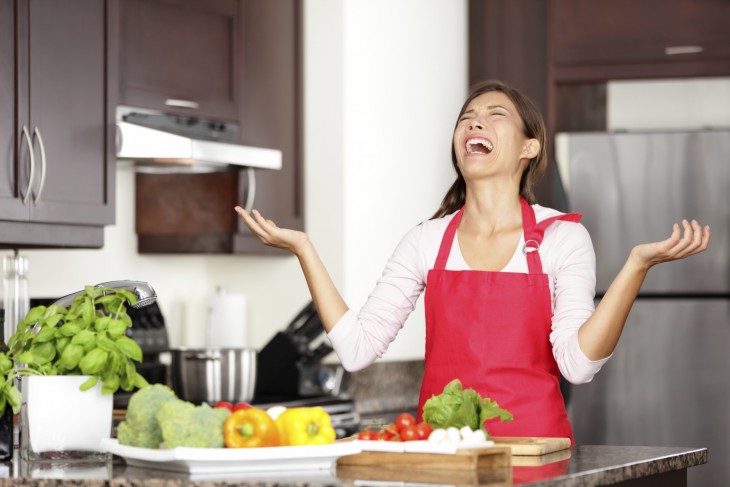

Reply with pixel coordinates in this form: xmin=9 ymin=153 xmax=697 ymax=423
xmin=523 ymin=199 xmax=583 ymax=274
xmin=520 ymin=198 xmax=544 ymax=274
xmin=434 ymin=208 xmax=463 ymax=269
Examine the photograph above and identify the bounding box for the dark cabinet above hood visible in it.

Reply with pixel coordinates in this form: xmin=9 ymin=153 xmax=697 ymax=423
xmin=115 ymin=107 xmax=282 ymax=172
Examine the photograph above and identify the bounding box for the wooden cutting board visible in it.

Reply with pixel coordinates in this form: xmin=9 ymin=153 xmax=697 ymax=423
xmin=491 ymin=436 xmax=571 ymax=456
xmin=337 ymin=446 xmax=511 ymax=470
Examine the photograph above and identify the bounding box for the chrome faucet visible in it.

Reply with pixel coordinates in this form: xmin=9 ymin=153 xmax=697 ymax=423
xmin=51 ymin=280 xmax=157 ymax=309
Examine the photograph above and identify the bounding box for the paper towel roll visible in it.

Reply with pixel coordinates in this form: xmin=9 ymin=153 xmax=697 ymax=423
xmin=205 ymin=291 xmax=247 ymax=348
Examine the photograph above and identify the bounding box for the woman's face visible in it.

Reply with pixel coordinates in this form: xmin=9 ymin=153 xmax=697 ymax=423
xmin=452 ymin=91 xmax=538 ymax=183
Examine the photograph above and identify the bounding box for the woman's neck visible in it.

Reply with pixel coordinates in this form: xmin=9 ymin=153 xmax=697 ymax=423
xmin=461 ymin=181 xmax=523 ymax=235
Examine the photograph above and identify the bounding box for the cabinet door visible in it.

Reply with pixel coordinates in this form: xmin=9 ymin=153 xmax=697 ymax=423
xmin=25 ymin=0 xmax=115 ymax=225
xmin=0 ymin=0 xmax=29 ymax=221
xmin=119 ymin=0 xmax=240 ymax=121
xmin=551 ymin=0 xmax=730 ymax=81
xmin=234 ymin=0 xmax=303 ymax=254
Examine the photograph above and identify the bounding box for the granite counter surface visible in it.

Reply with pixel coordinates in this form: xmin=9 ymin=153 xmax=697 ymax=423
xmin=0 ymin=444 xmax=707 ymax=487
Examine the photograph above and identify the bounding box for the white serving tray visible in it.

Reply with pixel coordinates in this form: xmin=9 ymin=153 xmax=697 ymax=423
xmin=101 ymin=438 xmax=362 ymax=475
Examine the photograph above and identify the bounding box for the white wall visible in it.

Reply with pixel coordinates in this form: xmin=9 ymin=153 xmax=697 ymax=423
xmin=607 ymin=77 xmax=730 ymax=130
xmin=340 ymin=0 xmax=467 ymax=358
xmin=5 ymin=0 xmax=468 ymax=362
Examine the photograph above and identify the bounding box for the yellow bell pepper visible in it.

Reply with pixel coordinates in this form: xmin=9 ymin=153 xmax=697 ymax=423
xmin=275 ymin=406 xmax=336 ymax=446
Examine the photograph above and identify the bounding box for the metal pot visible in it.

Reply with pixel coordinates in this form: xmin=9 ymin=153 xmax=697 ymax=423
xmin=169 ymin=347 xmax=256 ymax=404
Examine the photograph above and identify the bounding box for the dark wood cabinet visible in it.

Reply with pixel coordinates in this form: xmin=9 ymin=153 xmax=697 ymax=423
xmin=551 ymin=0 xmax=730 ymax=82
xmin=134 ymin=0 xmax=302 ymax=255
xmin=469 ymin=0 xmax=730 ymax=208
xmin=118 ymin=0 xmax=241 ymax=121
xmin=234 ymin=0 xmax=302 ymax=254
xmin=0 ymin=0 xmax=116 ymax=248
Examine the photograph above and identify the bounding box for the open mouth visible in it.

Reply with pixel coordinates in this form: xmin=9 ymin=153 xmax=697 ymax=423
xmin=465 ymin=137 xmax=493 ymax=155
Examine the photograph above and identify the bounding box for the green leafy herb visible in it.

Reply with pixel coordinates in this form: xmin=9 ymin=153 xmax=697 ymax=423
xmin=422 ymin=379 xmax=513 ymax=434
xmin=0 ymin=285 xmax=149 ymax=416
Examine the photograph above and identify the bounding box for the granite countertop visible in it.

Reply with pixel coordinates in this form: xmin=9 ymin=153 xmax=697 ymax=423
xmin=0 ymin=444 xmax=707 ymax=486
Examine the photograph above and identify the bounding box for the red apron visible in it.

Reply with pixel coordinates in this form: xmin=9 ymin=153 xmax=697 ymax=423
xmin=419 ymin=198 xmax=581 ymax=442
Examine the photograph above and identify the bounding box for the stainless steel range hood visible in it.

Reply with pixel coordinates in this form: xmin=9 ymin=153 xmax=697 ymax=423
xmin=115 ymin=107 xmax=282 ymax=172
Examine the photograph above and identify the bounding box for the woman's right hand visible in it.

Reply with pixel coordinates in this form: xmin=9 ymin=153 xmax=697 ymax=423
xmin=234 ymin=206 xmax=310 ymax=255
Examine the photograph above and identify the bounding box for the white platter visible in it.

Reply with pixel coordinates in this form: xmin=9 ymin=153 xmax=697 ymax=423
xmin=101 ymin=438 xmax=362 ymax=475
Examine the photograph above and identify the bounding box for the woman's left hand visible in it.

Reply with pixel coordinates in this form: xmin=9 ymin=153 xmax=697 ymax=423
xmin=630 ymin=219 xmax=711 ymax=270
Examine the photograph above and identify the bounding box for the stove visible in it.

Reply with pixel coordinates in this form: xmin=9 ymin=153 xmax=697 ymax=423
xmin=252 ymin=394 xmax=360 ymax=439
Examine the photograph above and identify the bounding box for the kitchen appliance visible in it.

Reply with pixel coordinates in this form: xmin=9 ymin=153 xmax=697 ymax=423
xmin=116 ymin=106 xmax=282 ymax=172
xmin=169 ymin=347 xmax=257 ymax=404
xmin=253 ymin=301 xmax=360 ymax=438
xmin=122 ymin=301 xmax=171 ymax=397
xmin=556 ymin=130 xmax=730 ymax=486
xmin=255 ymin=301 xmax=339 ymax=399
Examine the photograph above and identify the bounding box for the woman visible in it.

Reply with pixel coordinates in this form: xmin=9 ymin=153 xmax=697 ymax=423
xmin=235 ymin=80 xmax=710 ymax=442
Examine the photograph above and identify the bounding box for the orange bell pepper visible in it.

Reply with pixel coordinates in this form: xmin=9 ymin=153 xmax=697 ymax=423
xmin=223 ymin=407 xmax=280 ymax=448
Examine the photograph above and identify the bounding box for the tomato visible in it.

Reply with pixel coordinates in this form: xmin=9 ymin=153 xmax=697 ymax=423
xmin=400 ymin=425 xmax=419 ymax=442
xmin=357 ymin=429 xmax=376 ymax=440
xmin=415 ymin=422 xmax=433 ymax=440
xmin=395 ymin=413 xmax=416 ymax=432
xmin=379 ymin=424 xmax=401 ymax=441
xmin=233 ymin=402 xmax=252 ymax=411
xmin=214 ymin=401 xmax=234 ymax=411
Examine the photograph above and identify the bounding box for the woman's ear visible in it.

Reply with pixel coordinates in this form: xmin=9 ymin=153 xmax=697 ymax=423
xmin=521 ymin=139 xmax=540 ymax=159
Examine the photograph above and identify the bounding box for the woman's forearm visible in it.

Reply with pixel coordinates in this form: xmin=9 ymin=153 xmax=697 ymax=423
xmin=234 ymin=206 xmax=349 ymax=332
xmin=577 ymin=252 xmax=649 ymax=360
xmin=577 ymin=219 xmax=710 ymax=360
xmin=295 ymin=240 xmax=349 ymax=332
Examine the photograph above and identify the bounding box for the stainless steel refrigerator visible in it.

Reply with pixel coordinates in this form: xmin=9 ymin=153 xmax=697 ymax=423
xmin=556 ymin=130 xmax=730 ymax=486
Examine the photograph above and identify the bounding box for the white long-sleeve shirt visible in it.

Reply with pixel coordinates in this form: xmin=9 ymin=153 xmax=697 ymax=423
xmin=327 ymin=204 xmax=610 ymax=384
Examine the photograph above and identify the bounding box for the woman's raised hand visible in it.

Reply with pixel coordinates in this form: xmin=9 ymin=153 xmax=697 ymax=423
xmin=630 ymin=219 xmax=711 ymax=271
xmin=234 ymin=206 xmax=309 ymax=255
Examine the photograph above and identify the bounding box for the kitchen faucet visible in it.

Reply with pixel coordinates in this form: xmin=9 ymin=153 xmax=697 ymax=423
xmin=51 ymin=280 xmax=157 ymax=309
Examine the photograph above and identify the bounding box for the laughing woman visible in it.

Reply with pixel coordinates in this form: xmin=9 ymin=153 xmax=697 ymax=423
xmin=235 ymin=80 xmax=710 ymax=443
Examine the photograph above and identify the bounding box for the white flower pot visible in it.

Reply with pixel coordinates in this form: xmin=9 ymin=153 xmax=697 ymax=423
xmin=20 ymin=375 xmax=112 ymax=461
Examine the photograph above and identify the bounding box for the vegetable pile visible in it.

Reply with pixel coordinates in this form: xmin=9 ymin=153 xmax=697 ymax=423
xmin=352 ymin=379 xmax=513 ymax=444
xmin=117 ymin=384 xmax=336 ymax=449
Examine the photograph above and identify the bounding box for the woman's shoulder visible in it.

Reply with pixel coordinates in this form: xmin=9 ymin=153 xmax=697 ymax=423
xmin=398 ymin=212 xmax=457 ymax=249
xmin=532 ymin=204 xmax=593 ymax=249
xmin=532 ymin=204 xmax=577 ymax=223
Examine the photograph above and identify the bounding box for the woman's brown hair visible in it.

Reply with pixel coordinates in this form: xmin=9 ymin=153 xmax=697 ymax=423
xmin=432 ymin=80 xmax=547 ymax=219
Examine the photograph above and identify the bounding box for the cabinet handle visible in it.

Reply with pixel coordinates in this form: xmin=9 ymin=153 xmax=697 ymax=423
xmin=664 ymin=45 xmax=703 ymax=56
xmin=32 ymin=127 xmax=47 ymax=204
xmin=244 ymin=167 xmax=256 ymax=214
xmin=165 ymin=98 xmax=199 ymax=110
xmin=20 ymin=125 xmax=36 ymax=205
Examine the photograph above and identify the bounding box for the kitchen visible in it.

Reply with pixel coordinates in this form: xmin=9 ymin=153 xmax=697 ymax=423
xmin=0 ymin=0 xmax=727 ymax=485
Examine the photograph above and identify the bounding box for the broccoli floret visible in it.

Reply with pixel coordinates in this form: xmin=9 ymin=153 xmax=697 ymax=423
xmin=117 ymin=384 xmax=178 ymax=448
xmin=156 ymin=400 xmax=231 ymax=449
